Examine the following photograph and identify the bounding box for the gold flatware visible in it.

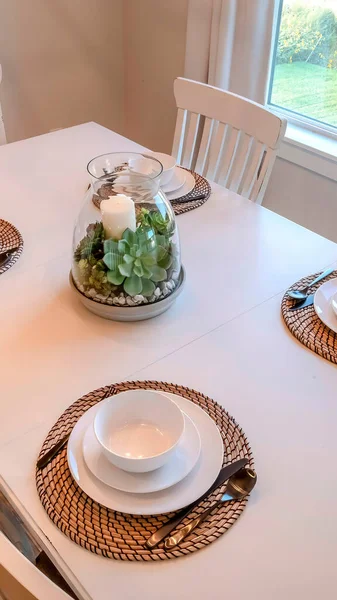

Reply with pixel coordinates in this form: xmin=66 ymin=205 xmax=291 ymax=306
xmin=145 ymin=457 xmax=248 ymax=549
xmin=36 ymin=433 xmax=71 ymax=470
xmin=164 ymin=467 xmax=257 ymax=550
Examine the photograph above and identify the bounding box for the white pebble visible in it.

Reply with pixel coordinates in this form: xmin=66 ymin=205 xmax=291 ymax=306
xmin=119 ymin=296 xmax=126 ymax=305
xmin=134 ymin=295 xmax=144 ymax=304
xmin=154 ymin=288 xmax=161 ymax=297
xmin=126 ymin=297 xmax=135 ymax=306
xmin=88 ymin=288 xmax=97 ymax=298
xmin=112 ymin=298 xmax=119 ymax=305
xmin=107 ymin=298 xmax=113 ymax=305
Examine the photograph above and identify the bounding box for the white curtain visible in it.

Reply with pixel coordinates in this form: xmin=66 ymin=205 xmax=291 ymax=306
xmin=184 ymin=0 xmax=280 ymax=105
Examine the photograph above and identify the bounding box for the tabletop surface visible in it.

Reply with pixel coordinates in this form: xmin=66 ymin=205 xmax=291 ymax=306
xmin=1 ymin=122 xmax=337 ymax=600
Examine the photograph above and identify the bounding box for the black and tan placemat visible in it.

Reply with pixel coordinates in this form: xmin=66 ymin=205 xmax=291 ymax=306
xmin=282 ymin=270 xmax=337 ymax=364
xmin=36 ymin=381 xmax=254 ymax=561
xmin=0 ymin=219 xmax=24 ymax=275
xmin=91 ymin=169 xmax=211 ymax=216
xmin=170 ymin=168 xmax=211 ymax=215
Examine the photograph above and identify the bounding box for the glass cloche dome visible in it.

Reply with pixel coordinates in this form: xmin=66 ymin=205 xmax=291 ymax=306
xmin=71 ymin=152 xmax=183 ymax=319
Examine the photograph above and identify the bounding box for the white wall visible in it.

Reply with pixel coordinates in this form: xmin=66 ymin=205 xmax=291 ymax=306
xmin=0 ymin=0 xmax=124 ymax=142
xmin=264 ymin=158 xmax=337 ymax=242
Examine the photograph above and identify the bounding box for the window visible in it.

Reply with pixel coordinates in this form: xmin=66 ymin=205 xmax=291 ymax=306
xmin=268 ymin=0 xmax=337 ymax=133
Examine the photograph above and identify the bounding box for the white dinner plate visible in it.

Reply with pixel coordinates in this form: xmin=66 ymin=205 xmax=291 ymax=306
xmin=314 ymin=278 xmax=337 ymax=333
xmin=165 ymin=169 xmax=195 ymax=201
xmin=331 ymin=291 xmax=337 ymax=318
xmin=82 ymin=409 xmax=201 ymax=494
xmin=67 ymin=392 xmax=224 ymax=515
xmin=161 ymin=166 xmax=186 ymax=194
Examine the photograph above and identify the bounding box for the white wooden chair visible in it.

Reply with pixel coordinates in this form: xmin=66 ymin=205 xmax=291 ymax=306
xmin=172 ymin=77 xmax=286 ymax=204
xmin=0 ymin=533 xmax=73 ymax=600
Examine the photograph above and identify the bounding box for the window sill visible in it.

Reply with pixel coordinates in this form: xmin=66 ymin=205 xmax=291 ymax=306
xmin=278 ymin=123 xmax=337 ymax=182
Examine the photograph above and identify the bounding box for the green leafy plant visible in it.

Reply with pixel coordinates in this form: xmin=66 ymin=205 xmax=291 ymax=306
xmin=73 ymin=210 xmax=176 ymax=298
xmin=74 ymin=222 xmax=104 ymax=261
xmin=103 ymin=227 xmax=173 ymax=297
xmin=137 ymin=207 xmax=173 ymax=236
xmin=277 ymin=4 xmax=337 ymax=68
xmin=76 ymin=257 xmax=112 ymax=295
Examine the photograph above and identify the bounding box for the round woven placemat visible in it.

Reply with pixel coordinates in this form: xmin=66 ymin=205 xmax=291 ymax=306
xmin=36 ymin=381 xmax=253 ymax=561
xmin=282 ymin=270 xmax=337 ymax=364
xmin=0 ymin=219 xmax=24 ymax=275
xmin=91 ymin=169 xmax=211 ymax=216
xmin=170 ymin=168 xmax=211 ymax=215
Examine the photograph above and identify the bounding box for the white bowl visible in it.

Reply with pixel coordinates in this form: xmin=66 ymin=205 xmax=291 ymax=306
xmin=93 ymin=390 xmax=185 ymax=473
xmin=150 ymin=152 xmax=176 ymax=186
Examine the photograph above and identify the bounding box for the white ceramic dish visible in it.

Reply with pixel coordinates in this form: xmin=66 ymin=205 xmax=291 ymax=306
xmin=94 ymin=389 xmax=185 ymax=473
xmin=83 ymin=409 xmax=201 ymax=493
xmin=165 ymin=169 xmax=195 ymax=201
xmin=331 ymin=291 xmax=337 ymax=318
xmin=69 ymin=266 xmax=185 ymax=322
xmin=150 ymin=152 xmax=176 ymax=186
xmin=128 ymin=157 xmax=160 ymax=178
xmin=314 ymin=278 xmax=337 ymax=333
xmin=161 ymin=167 xmax=186 ymax=194
xmin=67 ymin=392 xmax=224 ymax=515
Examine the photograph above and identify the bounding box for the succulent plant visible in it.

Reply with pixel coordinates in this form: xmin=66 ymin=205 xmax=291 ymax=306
xmin=137 ymin=208 xmax=173 ymax=237
xmin=74 ymin=210 xmax=175 ymax=298
xmin=103 ymin=227 xmax=173 ymax=297
xmin=74 ymin=222 xmax=104 ymax=261
xmin=76 ymin=257 xmax=112 ymax=295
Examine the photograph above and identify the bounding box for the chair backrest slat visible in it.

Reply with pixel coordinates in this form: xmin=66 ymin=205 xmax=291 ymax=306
xmin=172 ymin=78 xmax=286 ymax=203
xmin=241 ymin=142 xmax=267 ymax=200
xmin=234 ymin=136 xmax=258 ymax=197
xmin=195 ymin=117 xmax=215 ymax=176
xmin=172 ymin=108 xmax=188 ymax=165
xmin=206 ymin=122 xmax=230 ymax=182
xmin=214 ymin=125 xmax=239 ymax=185
xmin=226 ymin=134 xmax=255 ymax=194
xmin=250 ymin=147 xmax=275 ymax=203
xmin=222 ymin=129 xmax=246 ymax=190
xmin=181 ymin=112 xmax=202 ymax=170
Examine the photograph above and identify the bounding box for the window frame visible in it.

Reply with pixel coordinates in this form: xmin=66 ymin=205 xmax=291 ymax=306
xmin=267 ymin=0 xmax=337 ymax=142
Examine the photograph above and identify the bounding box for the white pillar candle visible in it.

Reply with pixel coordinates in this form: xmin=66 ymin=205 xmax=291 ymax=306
xmin=100 ymin=194 xmax=136 ymax=240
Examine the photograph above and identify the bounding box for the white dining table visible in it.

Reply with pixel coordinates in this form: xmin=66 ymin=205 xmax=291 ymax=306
xmin=1 ymin=122 xmax=337 ymax=600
